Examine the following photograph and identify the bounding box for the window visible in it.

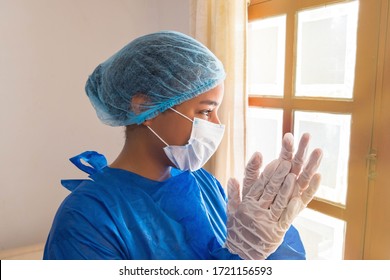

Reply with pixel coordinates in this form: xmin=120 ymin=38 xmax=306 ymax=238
xmin=247 ymin=0 xmax=388 ymax=259
xmin=295 ymin=2 xmax=358 ymax=98
xmin=248 ymin=15 xmax=286 ymax=96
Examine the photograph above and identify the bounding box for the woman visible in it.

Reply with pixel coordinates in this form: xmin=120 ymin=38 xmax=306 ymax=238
xmin=43 ymin=31 xmax=322 ymax=260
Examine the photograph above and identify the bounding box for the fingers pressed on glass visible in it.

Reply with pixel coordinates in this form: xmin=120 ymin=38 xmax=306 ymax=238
xmin=258 ymin=160 xmax=291 ymax=208
xmin=301 ymin=173 xmax=321 ymax=205
xmin=243 ymin=152 xmax=262 ymax=198
xmin=296 ymin=148 xmax=323 ymax=191
xmin=269 ymin=173 xmax=296 ymax=220
xmin=246 ymin=159 xmax=279 ymax=200
xmin=227 ymin=178 xmax=241 ymax=214
xmin=291 ymin=133 xmax=310 ymax=175
xmin=279 ymin=133 xmax=294 ymax=161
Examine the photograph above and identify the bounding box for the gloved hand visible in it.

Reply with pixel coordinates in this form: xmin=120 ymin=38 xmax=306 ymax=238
xmin=225 ymin=133 xmax=322 ymax=260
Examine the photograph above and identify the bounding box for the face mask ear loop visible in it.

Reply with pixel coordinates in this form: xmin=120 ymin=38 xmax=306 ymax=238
xmin=146 ymin=126 xmax=169 ymax=147
xmin=169 ymin=108 xmax=193 ymax=123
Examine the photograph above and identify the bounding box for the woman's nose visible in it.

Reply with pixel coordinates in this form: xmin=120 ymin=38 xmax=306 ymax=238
xmin=211 ymin=114 xmax=222 ymax=125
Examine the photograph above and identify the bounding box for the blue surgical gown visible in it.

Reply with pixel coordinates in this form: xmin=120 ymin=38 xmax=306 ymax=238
xmin=43 ymin=151 xmax=306 ymax=260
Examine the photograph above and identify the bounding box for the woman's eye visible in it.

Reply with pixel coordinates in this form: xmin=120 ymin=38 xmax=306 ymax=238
xmin=200 ymin=109 xmax=212 ymax=117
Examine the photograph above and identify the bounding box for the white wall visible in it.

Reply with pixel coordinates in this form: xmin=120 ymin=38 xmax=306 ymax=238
xmin=0 ymin=0 xmax=190 ymax=251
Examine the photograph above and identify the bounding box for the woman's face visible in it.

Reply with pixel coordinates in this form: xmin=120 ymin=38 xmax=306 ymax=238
xmin=148 ymin=83 xmax=224 ymax=147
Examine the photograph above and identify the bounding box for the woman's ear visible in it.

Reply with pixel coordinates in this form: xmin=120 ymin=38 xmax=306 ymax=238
xmin=142 ymin=118 xmax=153 ymax=127
xmin=131 ymin=93 xmax=153 ymax=127
xmin=131 ymin=93 xmax=147 ymax=115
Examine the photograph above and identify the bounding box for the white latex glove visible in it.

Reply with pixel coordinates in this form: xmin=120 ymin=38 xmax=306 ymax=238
xmin=225 ymin=133 xmax=322 ymax=260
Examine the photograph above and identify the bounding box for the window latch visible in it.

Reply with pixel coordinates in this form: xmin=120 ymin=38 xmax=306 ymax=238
xmin=366 ymin=150 xmax=377 ymax=180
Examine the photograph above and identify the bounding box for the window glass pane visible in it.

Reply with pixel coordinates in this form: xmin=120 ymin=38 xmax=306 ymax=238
xmin=294 ymin=208 xmax=345 ymax=260
xmin=295 ymin=1 xmax=359 ymax=98
xmin=294 ymin=111 xmax=351 ymax=205
xmin=248 ymin=15 xmax=286 ymax=96
xmin=246 ymin=107 xmax=283 ymax=165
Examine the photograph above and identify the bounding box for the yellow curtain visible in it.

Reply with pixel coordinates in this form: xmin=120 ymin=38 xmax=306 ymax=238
xmin=190 ymin=0 xmax=248 ymax=187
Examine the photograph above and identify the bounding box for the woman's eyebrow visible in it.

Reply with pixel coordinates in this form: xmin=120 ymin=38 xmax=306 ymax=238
xmin=199 ymin=100 xmax=219 ymax=106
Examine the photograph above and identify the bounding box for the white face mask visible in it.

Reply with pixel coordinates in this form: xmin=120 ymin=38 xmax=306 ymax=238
xmin=147 ymin=108 xmax=225 ymax=171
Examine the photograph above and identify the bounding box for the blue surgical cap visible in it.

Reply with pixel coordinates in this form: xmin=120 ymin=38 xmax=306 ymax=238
xmin=85 ymin=31 xmax=226 ymax=126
